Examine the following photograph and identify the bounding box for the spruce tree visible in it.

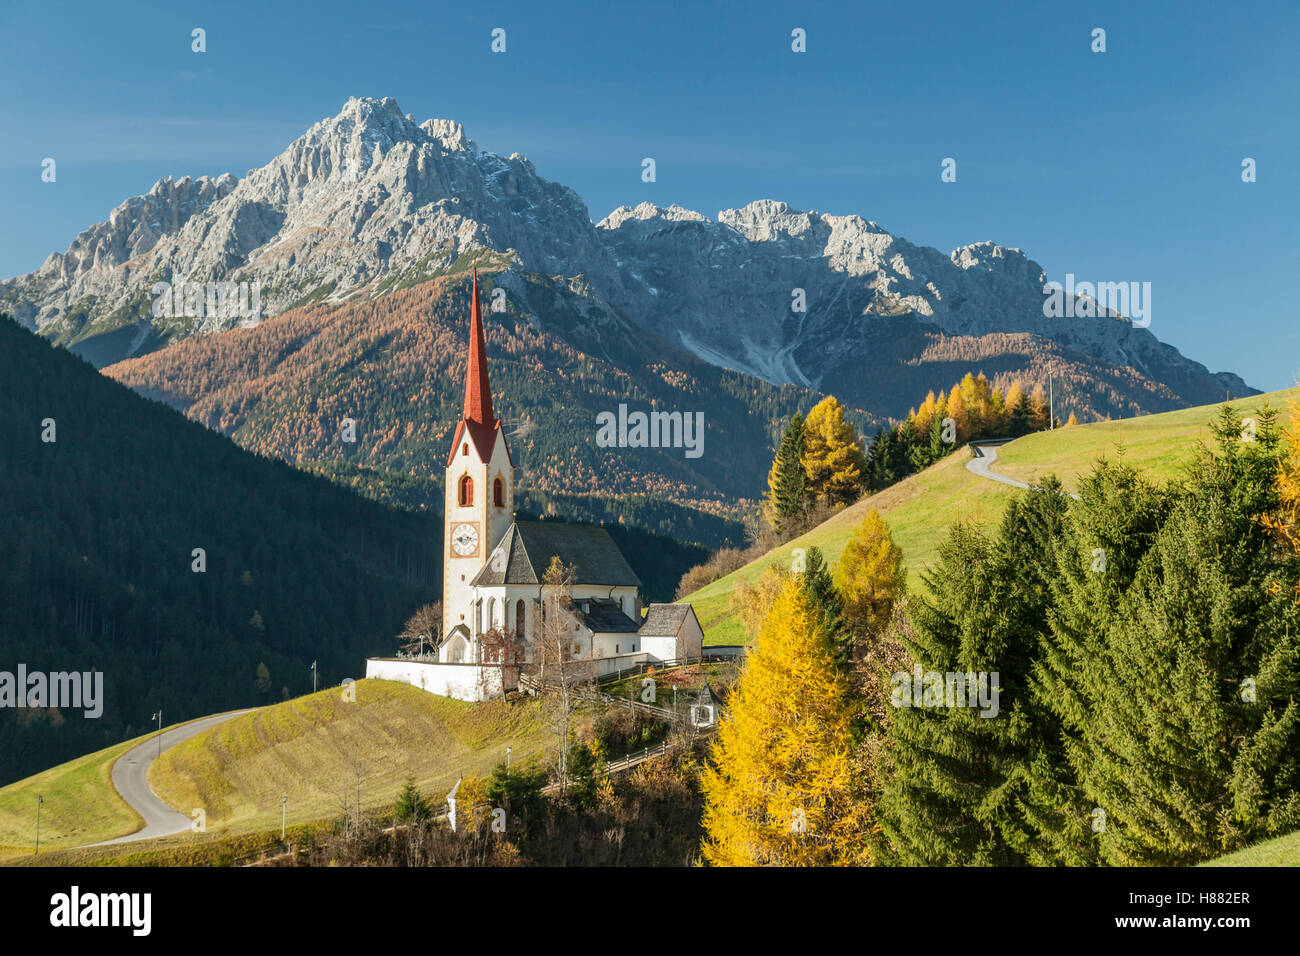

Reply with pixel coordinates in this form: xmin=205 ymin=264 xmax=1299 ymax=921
xmin=926 ymin=413 xmax=948 ymax=463
xmin=891 ymin=419 xmax=918 ymax=481
xmin=765 ymin=413 xmax=807 ymax=535
xmin=1026 ymin=457 xmax=1169 ymax=864
xmin=868 ymin=427 xmax=895 ymax=491
xmin=1009 ymin=389 xmax=1030 ymax=437
xmin=799 ymin=545 xmax=845 ymax=657
xmin=876 ymin=481 xmax=1070 ymax=865
xmin=394 ymin=778 xmax=431 ymax=822
xmin=1072 ymin=405 xmax=1300 ymax=864
xmin=875 ymin=523 xmax=1010 ymax=864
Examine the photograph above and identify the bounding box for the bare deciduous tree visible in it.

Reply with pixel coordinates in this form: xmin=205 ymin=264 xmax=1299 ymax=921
xmin=521 ymin=558 xmax=595 ymax=788
xmin=477 ymin=623 xmax=525 ymax=697
xmin=399 ymin=601 xmax=442 ymax=656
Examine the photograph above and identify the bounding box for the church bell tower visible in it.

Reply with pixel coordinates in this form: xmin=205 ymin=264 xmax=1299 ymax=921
xmin=442 ymin=269 xmax=514 ymax=650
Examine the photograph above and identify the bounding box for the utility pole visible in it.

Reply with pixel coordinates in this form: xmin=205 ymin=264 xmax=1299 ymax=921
xmin=506 ymin=746 xmax=512 ymax=771
xmin=281 ymin=795 xmax=287 ymax=841
xmin=153 ymin=710 xmax=162 ymax=759
xmin=311 ymin=661 xmax=318 ymax=694
xmin=1048 ymin=366 xmax=1055 ymax=430
xmin=34 ymin=795 xmax=42 ymax=856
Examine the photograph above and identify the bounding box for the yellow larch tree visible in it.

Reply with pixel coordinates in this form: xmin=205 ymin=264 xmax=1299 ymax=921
xmin=1003 ymin=380 xmax=1026 ymax=420
xmin=1264 ymin=391 xmax=1300 ymax=574
xmin=946 ymin=384 xmax=970 ymax=443
xmin=1028 ymin=384 xmax=1050 ymax=431
xmin=700 ymin=578 xmax=871 ymax=866
xmin=801 ymin=395 xmax=867 ymax=505
xmin=833 ymin=509 xmax=906 ymax=646
xmin=912 ymin=390 xmax=938 ymax=438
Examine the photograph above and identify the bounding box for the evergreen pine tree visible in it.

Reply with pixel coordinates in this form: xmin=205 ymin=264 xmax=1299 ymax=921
xmin=876 ymin=482 xmax=1070 ymax=865
xmin=1027 ymin=457 xmax=1169 ymax=864
xmin=800 ymin=546 xmax=846 ymax=659
xmin=892 ymin=419 xmax=918 ymax=481
xmin=926 ymin=413 xmax=948 ymax=463
xmin=868 ymin=427 xmax=895 ymax=491
xmin=1072 ymin=405 xmax=1300 ymax=864
xmin=1007 ymin=383 xmax=1031 ymax=437
xmin=394 ymin=777 xmax=431 ymax=822
xmin=765 ymin=413 xmax=808 ymax=535
xmin=875 ymin=523 xmax=1010 ymax=864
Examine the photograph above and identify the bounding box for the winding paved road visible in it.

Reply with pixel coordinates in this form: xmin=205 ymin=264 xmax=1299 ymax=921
xmin=83 ymin=709 xmax=256 ymax=847
xmin=966 ymin=441 xmax=1031 ymax=490
xmin=966 ymin=440 xmax=1080 ymax=500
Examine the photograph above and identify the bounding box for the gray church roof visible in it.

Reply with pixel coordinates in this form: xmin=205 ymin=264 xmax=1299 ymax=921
xmin=639 ymin=603 xmax=695 ymax=637
xmin=470 ymin=521 xmax=642 ymax=588
xmin=573 ymin=598 xmax=641 ymax=634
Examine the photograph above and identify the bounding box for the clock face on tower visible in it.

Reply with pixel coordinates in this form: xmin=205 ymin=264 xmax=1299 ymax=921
xmin=451 ymin=522 xmax=480 ymax=557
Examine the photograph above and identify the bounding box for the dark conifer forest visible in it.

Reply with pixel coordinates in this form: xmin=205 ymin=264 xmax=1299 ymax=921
xmin=0 ymin=318 xmax=704 ymax=785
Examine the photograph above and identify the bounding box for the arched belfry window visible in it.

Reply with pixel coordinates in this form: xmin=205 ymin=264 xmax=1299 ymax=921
xmin=494 ymin=477 xmax=504 ymax=507
xmin=458 ymin=474 xmax=473 ymax=507
xmin=516 ymin=599 xmax=526 ymax=638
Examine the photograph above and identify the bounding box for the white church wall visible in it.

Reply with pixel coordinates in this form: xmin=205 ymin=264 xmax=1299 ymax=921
xmin=593 ymin=632 xmax=640 ymax=658
xmin=592 ymin=652 xmax=650 ymax=680
xmin=366 ymin=658 xmax=504 ymax=702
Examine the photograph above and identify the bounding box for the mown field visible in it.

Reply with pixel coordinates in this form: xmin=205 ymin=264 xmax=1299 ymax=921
xmin=0 ymin=680 xmax=549 ymax=864
xmin=689 ymin=387 xmax=1298 ymax=646
xmin=0 ymin=715 xmax=233 ymax=859
xmin=1203 ymin=829 xmax=1300 ymax=867
xmin=993 ymin=388 xmax=1298 ymax=492
xmin=146 ymin=679 xmax=549 ymax=838
xmin=0 ymin=735 xmax=143 ymax=859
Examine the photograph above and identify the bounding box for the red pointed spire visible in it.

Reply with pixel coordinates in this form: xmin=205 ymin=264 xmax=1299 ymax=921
xmin=463 ymin=268 xmax=495 ymax=425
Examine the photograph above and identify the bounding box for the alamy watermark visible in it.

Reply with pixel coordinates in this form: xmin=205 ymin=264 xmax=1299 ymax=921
xmin=50 ymin=886 xmax=150 ymax=936
xmin=1043 ymin=274 xmax=1151 ymax=329
xmin=595 ymin=404 xmax=704 ymax=459
xmin=890 ymin=667 xmax=1000 ymax=718
xmin=0 ymin=665 xmax=103 ymax=718
xmin=152 ymin=277 xmax=262 ymax=323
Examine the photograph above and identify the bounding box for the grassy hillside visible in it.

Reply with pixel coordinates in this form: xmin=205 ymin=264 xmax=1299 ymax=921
xmin=692 ymin=452 xmax=1013 ymax=644
xmin=0 ymin=736 xmax=140 ymax=860
xmin=994 ymin=388 xmax=1298 ymax=492
xmin=147 ymin=680 xmax=548 ymax=837
xmin=1203 ymin=829 xmax=1300 ymax=866
xmin=0 ymin=315 xmax=440 ymax=786
xmin=0 ymin=714 xmax=230 ymax=858
xmin=690 ymin=387 xmax=1298 ymax=645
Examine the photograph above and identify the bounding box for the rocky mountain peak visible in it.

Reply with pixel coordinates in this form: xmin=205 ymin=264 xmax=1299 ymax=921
xmin=0 ymin=98 xmax=1253 ymax=411
xmin=421 ymin=117 xmax=475 ymax=153
xmin=719 ymin=200 xmax=819 ymax=242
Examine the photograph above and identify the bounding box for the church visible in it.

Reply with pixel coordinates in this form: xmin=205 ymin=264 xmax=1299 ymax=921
xmin=366 ymin=271 xmax=704 ymax=701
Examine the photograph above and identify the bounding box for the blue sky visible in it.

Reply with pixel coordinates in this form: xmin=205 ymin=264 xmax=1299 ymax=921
xmin=2 ymin=0 xmax=1296 ymax=389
